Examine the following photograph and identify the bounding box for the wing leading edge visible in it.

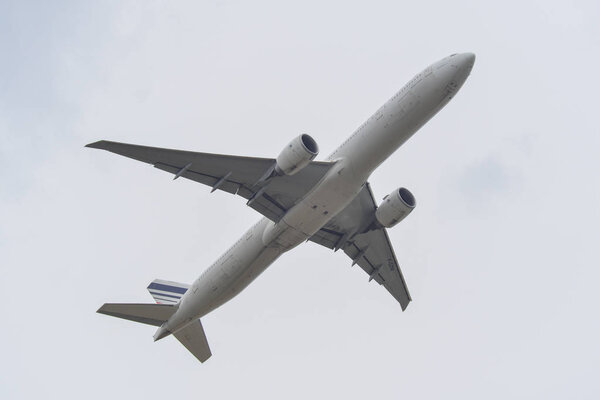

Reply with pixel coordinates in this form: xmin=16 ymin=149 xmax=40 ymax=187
xmin=309 ymin=183 xmax=412 ymax=310
xmin=86 ymin=140 xmax=335 ymax=222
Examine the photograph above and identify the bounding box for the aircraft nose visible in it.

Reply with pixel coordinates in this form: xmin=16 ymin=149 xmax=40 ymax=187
xmin=456 ymin=52 xmax=475 ymax=73
xmin=431 ymin=52 xmax=475 ymax=99
xmin=449 ymin=52 xmax=475 ymax=85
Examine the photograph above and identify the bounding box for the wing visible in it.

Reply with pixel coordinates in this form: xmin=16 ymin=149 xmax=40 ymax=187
xmin=309 ymin=183 xmax=412 ymax=310
xmin=87 ymin=140 xmax=335 ymax=222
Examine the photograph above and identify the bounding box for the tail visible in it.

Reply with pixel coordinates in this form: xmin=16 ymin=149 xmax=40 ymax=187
xmin=97 ymin=278 xmax=212 ymax=363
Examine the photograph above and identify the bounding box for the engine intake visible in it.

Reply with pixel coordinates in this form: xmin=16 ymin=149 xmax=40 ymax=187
xmin=375 ymin=187 xmax=416 ymax=228
xmin=275 ymin=134 xmax=319 ymax=176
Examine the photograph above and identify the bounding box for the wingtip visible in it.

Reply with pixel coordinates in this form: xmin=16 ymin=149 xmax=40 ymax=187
xmin=85 ymin=140 xmax=107 ymax=149
xmin=96 ymin=304 xmax=107 ymax=314
xmin=400 ymin=300 xmax=410 ymax=312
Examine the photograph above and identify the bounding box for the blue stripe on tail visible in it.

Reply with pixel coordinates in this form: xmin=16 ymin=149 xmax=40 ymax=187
xmin=147 ymin=279 xmax=191 ymax=304
xmin=147 ymin=282 xmax=188 ymax=294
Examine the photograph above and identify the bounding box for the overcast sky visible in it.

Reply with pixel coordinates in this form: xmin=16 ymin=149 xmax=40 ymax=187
xmin=2 ymin=1 xmax=599 ymax=399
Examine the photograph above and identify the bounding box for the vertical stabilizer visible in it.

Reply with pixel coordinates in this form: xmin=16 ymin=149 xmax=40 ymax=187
xmin=147 ymin=279 xmax=191 ymax=304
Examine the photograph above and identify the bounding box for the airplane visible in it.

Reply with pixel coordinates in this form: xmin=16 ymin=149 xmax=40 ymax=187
xmin=89 ymin=53 xmax=475 ymax=363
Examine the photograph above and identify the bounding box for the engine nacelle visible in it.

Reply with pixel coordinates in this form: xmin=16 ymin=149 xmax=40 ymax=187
xmin=275 ymin=134 xmax=319 ymax=176
xmin=375 ymin=188 xmax=416 ymax=228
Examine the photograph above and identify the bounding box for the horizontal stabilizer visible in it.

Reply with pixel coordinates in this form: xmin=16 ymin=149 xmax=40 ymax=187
xmin=97 ymin=303 xmax=176 ymax=327
xmin=174 ymin=319 xmax=212 ymax=363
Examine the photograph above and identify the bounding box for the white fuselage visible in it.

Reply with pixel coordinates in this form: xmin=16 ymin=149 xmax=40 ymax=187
xmin=162 ymin=53 xmax=475 ymax=334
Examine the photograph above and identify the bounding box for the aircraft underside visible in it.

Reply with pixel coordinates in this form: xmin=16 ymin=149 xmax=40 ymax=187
xmin=92 ymin=52 xmax=475 ymax=363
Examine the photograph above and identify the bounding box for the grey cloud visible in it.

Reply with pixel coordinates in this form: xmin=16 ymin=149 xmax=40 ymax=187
xmin=458 ymin=156 xmax=515 ymax=202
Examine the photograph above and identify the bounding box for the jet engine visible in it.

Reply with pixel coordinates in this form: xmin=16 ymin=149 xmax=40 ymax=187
xmin=375 ymin=187 xmax=416 ymax=228
xmin=275 ymin=134 xmax=319 ymax=176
